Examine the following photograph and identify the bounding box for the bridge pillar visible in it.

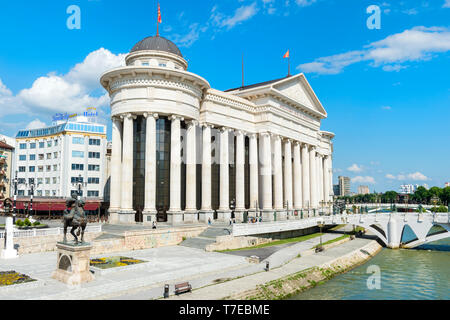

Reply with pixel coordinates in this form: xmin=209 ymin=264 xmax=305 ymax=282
xmin=387 ymin=216 xmax=402 ymax=249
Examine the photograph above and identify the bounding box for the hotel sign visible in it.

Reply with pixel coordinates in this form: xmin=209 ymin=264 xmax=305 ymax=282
xmin=52 ymin=107 xmax=98 ymax=122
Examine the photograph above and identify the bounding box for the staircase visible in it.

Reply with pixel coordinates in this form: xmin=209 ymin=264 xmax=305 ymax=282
xmin=180 ymin=225 xmax=232 ymax=250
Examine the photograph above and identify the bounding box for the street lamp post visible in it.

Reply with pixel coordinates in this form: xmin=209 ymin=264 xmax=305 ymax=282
xmin=72 ymin=174 xmax=87 ymax=200
xmin=12 ymin=171 xmax=18 ymax=224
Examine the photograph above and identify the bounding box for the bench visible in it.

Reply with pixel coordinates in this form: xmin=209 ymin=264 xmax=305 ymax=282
xmin=174 ymin=282 xmax=192 ymax=295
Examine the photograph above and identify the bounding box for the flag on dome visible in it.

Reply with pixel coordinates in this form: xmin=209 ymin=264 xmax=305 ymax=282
xmin=158 ymin=3 xmax=162 ymax=24
xmin=283 ymin=50 xmax=290 ymax=59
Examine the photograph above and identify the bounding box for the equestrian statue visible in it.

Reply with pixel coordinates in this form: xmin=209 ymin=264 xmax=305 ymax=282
xmin=63 ymin=194 xmax=88 ymax=244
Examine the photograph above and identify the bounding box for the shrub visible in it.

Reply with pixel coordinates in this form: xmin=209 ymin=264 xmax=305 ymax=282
xmin=16 ymin=220 xmax=24 ymax=227
xmin=24 ymin=218 xmax=32 ymax=227
xmin=33 ymin=221 xmax=41 ymax=226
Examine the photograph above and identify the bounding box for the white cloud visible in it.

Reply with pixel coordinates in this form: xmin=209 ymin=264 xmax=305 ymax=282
xmin=26 ymin=119 xmax=47 ymax=130
xmin=443 ymin=0 xmax=450 ymax=8
xmin=381 ymin=106 xmax=392 ymax=110
xmin=170 ymin=23 xmax=202 ymax=48
xmin=296 ymin=0 xmax=317 ymax=7
xmin=298 ymin=26 xmax=450 ymax=74
xmin=351 ymin=176 xmax=376 ymax=184
xmin=16 ymin=48 xmax=124 ymax=115
xmin=213 ymin=2 xmax=259 ymax=29
xmin=347 ymin=164 xmax=363 ymax=173
xmin=385 ymin=172 xmax=430 ymax=181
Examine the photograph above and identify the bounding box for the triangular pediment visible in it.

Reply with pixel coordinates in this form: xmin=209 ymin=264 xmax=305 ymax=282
xmin=272 ymin=75 xmax=327 ymax=116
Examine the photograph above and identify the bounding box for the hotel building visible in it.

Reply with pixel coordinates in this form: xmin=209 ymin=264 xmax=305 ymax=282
xmin=101 ymin=35 xmax=335 ymax=225
xmin=15 ymin=116 xmax=107 ymax=199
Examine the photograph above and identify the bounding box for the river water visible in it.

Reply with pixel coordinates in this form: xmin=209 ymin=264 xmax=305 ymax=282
xmin=290 ymin=229 xmax=450 ymax=300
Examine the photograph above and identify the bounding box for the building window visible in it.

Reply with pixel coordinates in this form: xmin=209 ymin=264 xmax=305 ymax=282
xmin=18 ymin=190 xmax=25 ymax=196
xmin=18 ymin=178 xmax=26 ymax=184
xmin=47 ymin=141 xmax=52 ymax=147
xmin=20 ymin=143 xmax=26 ymax=150
xmin=72 ymin=164 xmax=84 ymax=171
xmin=72 ymin=190 xmax=83 ymax=197
xmin=45 ymin=178 xmax=50 ymax=185
xmin=29 ymin=166 xmax=35 ymax=172
xmin=46 ymin=165 xmax=51 ymax=172
xmin=54 ymin=140 xmax=58 ymax=146
xmin=37 ymin=178 xmax=43 ymax=185
xmin=71 ymin=177 xmax=84 ymax=184
xmin=19 ymin=166 xmax=26 ymax=172
xmin=54 ymin=152 xmax=58 ymax=159
xmin=87 ymin=191 xmax=99 ymax=197
xmin=89 ymin=138 xmax=101 ymax=146
xmin=30 ymin=154 xmax=36 ymax=161
xmin=72 ymin=151 xmax=84 ymax=158
xmin=88 ymin=152 xmax=100 ymax=159
xmin=46 ymin=153 xmax=52 ymax=160
xmin=39 ymin=142 xmax=45 ymax=148
xmin=88 ymin=177 xmax=100 ymax=184
xmin=38 ymin=154 xmax=44 ymax=160
xmin=37 ymin=190 xmax=43 ymax=197
xmin=53 ymin=164 xmax=58 ymax=171
xmin=19 ymin=155 xmax=26 ymax=161
xmin=88 ymin=164 xmax=100 ymax=171
xmin=38 ymin=166 xmax=44 ymax=173
xmin=53 ymin=177 xmax=57 ymax=184
xmin=72 ymin=137 xmax=84 ymax=145
xmin=45 ymin=190 xmax=50 ymax=197
xmin=30 ymin=143 xmax=36 ymax=149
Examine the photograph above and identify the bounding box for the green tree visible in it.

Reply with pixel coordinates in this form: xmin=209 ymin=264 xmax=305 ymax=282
xmin=412 ymin=186 xmax=429 ymax=204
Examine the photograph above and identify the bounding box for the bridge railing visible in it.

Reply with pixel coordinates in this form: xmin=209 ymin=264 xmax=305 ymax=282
xmin=0 ymin=225 xmax=102 ymax=239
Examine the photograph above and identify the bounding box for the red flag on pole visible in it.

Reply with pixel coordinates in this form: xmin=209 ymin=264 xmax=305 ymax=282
xmin=283 ymin=50 xmax=290 ymax=59
xmin=158 ymin=3 xmax=162 ymax=24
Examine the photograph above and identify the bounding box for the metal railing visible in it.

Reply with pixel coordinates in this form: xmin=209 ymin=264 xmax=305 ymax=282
xmin=0 ymin=225 xmax=102 ymax=239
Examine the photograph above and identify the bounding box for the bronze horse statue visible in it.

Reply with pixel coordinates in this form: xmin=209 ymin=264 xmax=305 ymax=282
xmin=63 ymin=194 xmax=88 ymax=244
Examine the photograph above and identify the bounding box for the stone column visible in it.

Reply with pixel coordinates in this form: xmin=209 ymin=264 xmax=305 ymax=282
xmin=302 ymin=144 xmax=310 ymax=213
xmin=199 ymin=124 xmax=214 ymax=223
xmin=249 ymin=133 xmax=259 ymax=218
xmin=284 ymin=139 xmax=293 ymax=217
xmin=168 ymin=115 xmax=183 ymax=225
xmin=184 ymin=120 xmax=198 ymax=223
xmin=109 ymin=117 xmax=122 ymax=224
xmin=309 ymin=146 xmax=317 ymax=210
xmin=1 ymin=217 xmax=17 ymax=259
xmin=328 ymin=155 xmax=333 ymax=203
xmin=317 ymin=154 xmax=324 ymax=208
xmin=323 ymin=155 xmax=330 ymax=212
xmin=293 ymin=142 xmax=302 ymax=211
xmin=273 ymin=135 xmax=285 ymax=220
xmin=218 ymin=127 xmax=231 ymax=221
xmin=260 ymin=132 xmax=273 ymax=221
xmin=119 ymin=113 xmax=136 ymax=223
xmin=143 ymin=113 xmax=158 ymax=224
xmin=235 ymin=130 xmax=246 ymax=222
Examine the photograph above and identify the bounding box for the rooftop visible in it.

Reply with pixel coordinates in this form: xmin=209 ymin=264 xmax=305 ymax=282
xmin=225 ymin=76 xmax=292 ymax=93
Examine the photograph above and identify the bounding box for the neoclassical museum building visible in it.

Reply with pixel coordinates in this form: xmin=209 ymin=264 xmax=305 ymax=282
xmin=101 ymin=35 xmax=335 ymax=225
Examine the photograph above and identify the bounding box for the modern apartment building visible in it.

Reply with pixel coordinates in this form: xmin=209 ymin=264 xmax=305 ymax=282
xmin=357 ymin=185 xmax=370 ymax=195
xmin=15 ymin=116 xmax=107 ymax=199
xmin=338 ymin=176 xmax=351 ymax=197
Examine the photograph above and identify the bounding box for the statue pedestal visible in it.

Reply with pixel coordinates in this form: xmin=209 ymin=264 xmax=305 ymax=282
xmin=52 ymin=242 xmax=94 ymax=286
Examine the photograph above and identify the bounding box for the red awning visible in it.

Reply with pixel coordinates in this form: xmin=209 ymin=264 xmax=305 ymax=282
xmin=15 ymin=201 xmax=100 ymax=212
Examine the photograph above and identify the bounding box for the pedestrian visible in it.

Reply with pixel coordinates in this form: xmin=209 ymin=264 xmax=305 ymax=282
xmin=229 ymin=218 xmax=232 ymax=226
xmin=208 ymin=218 xmax=211 ymax=225
xmin=152 ymin=221 xmax=157 ymax=229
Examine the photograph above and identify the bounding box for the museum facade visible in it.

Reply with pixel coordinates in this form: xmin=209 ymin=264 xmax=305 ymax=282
xmin=100 ymin=35 xmax=335 ymax=225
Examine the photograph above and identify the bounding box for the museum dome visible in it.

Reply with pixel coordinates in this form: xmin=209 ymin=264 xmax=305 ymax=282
xmin=131 ymin=36 xmax=182 ymax=57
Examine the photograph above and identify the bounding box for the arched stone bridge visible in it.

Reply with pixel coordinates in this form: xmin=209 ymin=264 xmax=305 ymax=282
xmin=232 ymin=213 xmax=450 ymax=249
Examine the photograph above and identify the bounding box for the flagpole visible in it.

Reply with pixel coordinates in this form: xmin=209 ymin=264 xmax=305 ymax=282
xmin=288 ymin=56 xmax=291 ymax=76
xmin=242 ymin=53 xmax=245 ymax=88
xmin=156 ymin=2 xmax=159 ymax=37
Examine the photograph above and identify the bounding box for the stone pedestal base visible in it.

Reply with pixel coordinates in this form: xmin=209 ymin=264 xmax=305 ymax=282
xmin=1 ymin=248 xmax=18 ymax=259
xmin=52 ymin=242 xmax=94 ymax=286
xmin=167 ymin=211 xmax=184 ymax=225
xmin=183 ymin=212 xmax=198 ymax=223
xmin=262 ymin=210 xmax=275 ymax=222
xmin=276 ymin=211 xmax=287 ymax=221
xmin=217 ymin=210 xmax=231 ymax=222
xmin=234 ymin=211 xmax=245 ymax=223
xmin=143 ymin=211 xmax=157 ymax=225
xmin=199 ymin=211 xmax=214 ymax=224
xmin=108 ymin=209 xmax=120 ymax=224
xmin=117 ymin=210 xmax=137 ymax=224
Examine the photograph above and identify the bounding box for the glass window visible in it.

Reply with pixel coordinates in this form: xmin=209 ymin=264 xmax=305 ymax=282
xmin=47 ymin=141 xmax=52 ymax=147
xmin=46 ymin=153 xmax=52 ymax=159
xmin=53 ymin=165 xmax=58 ymax=171
xmin=20 ymin=143 xmax=26 ymax=150
xmin=45 ymin=178 xmax=50 ymax=185
xmin=54 ymin=140 xmax=58 ymax=146
xmin=89 ymin=139 xmax=101 ymax=146
xmin=37 ymin=178 xmax=43 ymax=184
xmin=19 ymin=155 xmax=26 ymax=161
xmin=29 ymin=166 xmax=35 ymax=172
xmin=30 ymin=154 xmax=36 ymax=161
xmin=54 ymin=152 xmax=58 ymax=159
xmin=46 ymin=165 xmax=51 ymax=172
xmin=88 ymin=177 xmax=100 ymax=184
xmin=19 ymin=166 xmax=26 ymax=172
xmin=38 ymin=154 xmax=44 ymax=160
xmin=72 ymin=137 xmax=84 ymax=145
xmin=87 ymin=191 xmax=99 ymax=197
xmin=88 ymin=152 xmax=100 ymax=159
xmin=72 ymin=151 xmax=84 ymax=158
xmin=71 ymin=177 xmax=84 ymax=183
xmin=38 ymin=166 xmax=44 ymax=172
xmin=88 ymin=165 xmax=100 ymax=171
xmin=30 ymin=143 xmax=36 ymax=149
xmin=39 ymin=142 xmax=45 ymax=148
xmin=72 ymin=164 xmax=84 ymax=171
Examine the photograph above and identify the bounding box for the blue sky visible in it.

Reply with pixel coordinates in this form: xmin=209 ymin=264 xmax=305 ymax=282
xmin=0 ymin=0 xmax=449 ymax=192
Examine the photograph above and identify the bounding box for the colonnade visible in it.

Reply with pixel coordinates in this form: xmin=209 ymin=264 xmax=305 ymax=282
xmin=109 ymin=113 xmax=333 ymax=224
